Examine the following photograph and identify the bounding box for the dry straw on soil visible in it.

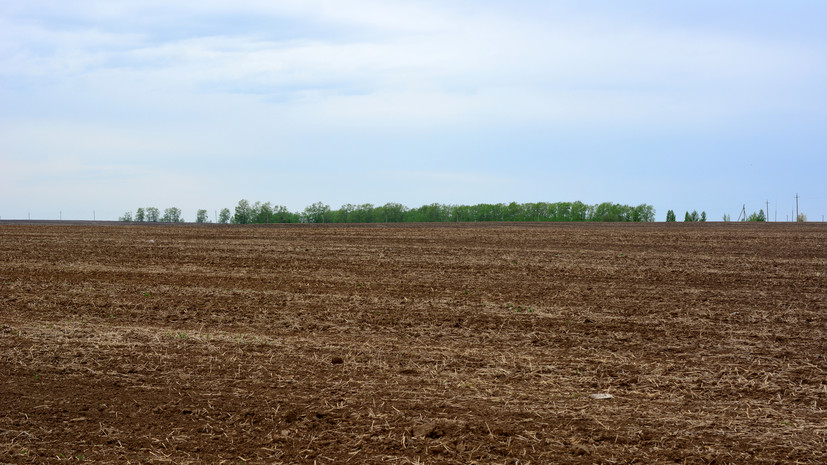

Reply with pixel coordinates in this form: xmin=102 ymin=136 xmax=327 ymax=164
xmin=1 ymin=222 xmax=825 ymax=464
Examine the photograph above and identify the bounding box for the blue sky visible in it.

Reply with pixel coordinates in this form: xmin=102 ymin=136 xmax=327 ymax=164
xmin=1 ymin=1 xmax=825 ymax=221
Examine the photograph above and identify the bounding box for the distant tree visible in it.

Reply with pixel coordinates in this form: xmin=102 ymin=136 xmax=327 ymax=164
xmin=550 ymin=202 xmax=570 ymax=221
xmin=160 ymin=199 xmax=670 ymax=225
xmin=251 ymin=201 xmax=275 ymax=224
xmin=135 ymin=208 xmax=145 ymax=222
xmin=666 ymin=210 xmax=676 ymax=222
xmin=747 ymin=209 xmax=766 ymax=222
xmin=383 ymin=202 xmax=407 ymax=222
xmin=218 ymin=208 xmax=231 ymax=224
xmin=593 ymin=202 xmax=634 ymax=222
xmin=532 ymin=202 xmax=548 ymax=222
xmin=335 ymin=204 xmax=355 ymax=223
xmin=570 ymin=201 xmax=590 ymax=221
xmin=195 ymin=209 xmax=209 ymax=223
xmin=593 ymin=202 xmax=620 ymax=222
xmin=354 ymin=203 xmax=376 ymax=223
xmin=146 ymin=207 xmax=160 ymax=222
xmin=503 ymin=202 xmax=524 ymax=221
xmin=797 ymin=213 xmax=807 ymax=222
xmin=633 ymin=204 xmax=655 ymax=222
xmin=233 ymin=199 xmax=252 ymax=224
xmin=161 ymin=207 xmax=182 ymax=223
xmin=271 ymin=205 xmax=297 ymax=223
xmin=684 ymin=211 xmax=691 ymax=222
xmin=119 ymin=211 xmax=132 ymax=222
xmin=302 ymin=202 xmax=330 ymax=223
xmin=723 ymin=213 xmax=731 ymax=222
xmin=413 ymin=203 xmax=449 ymax=222
xmin=453 ymin=204 xmax=475 ymax=222
xmin=700 ymin=211 xmax=707 ymax=222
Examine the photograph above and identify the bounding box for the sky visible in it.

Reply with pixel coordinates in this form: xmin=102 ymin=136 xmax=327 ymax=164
xmin=1 ymin=0 xmax=826 ymax=222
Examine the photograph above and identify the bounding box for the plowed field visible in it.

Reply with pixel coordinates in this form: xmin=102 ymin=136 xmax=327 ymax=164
xmin=1 ymin=222 xmax=825 ymax=464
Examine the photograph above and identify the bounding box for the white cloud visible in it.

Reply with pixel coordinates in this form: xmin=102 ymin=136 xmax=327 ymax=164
xmin=1 ymin=1 xmax=825 ymax=219
xmin=3 ymin=1 xmax=821 ymax=131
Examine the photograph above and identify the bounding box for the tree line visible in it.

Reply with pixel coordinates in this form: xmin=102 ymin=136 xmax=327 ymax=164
xmin=121 ymin=200 xmax=656 ymax=224
xmin=666 ymin=208 xmax=771 ymax=222
xmin=665 ymin=209 xmax=707 ymax=222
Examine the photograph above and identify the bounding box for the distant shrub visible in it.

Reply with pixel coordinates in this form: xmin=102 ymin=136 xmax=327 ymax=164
xmin=748 ymin=209 xmax=766 ymax=222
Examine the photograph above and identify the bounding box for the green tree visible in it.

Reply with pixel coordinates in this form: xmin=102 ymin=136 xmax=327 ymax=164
xmin=666 ymin=210 xmax=676 ymax=222
xmin=633 ymin=204 xmax=655 ymax=222
xmin=748 ymin=209 xmax=767 ymax=222
xmin=570 ymin=201 xmax=590 ymax=221
xmin=119 ymin=211 xmax=132 ymax=222
xmin=423 ymin=203 xmax=449 ymax=222
xmin=252 ymin=202 xmax=275 ymax=224
xmin=135 ymin=208 xmax=145 ymax=222
xmin=382 ymin=202 xmax=407 ymax=222
xmin=302 ymin=202 xmax=330 ymax=223
xmin=502 ymin=202 xmax=522 ymax=221
xmin=337 ymin=204 xmax=356 ymax=223
xmin=272 ymin=205 xmax=297 ymax=223
xmin=700 ymin=211 xmax=707 ymax=222
xmin=797 ymin=213 xmax=807 ymax=222
xmin=162 ymin=199 xmax=670 ymax=225
xmin=146 ymin=207 xmax=160 ymax=222
xmin=593 ymin=202 xmax=635 ymax=222
xmin=233 ymin=199 xmax=252 ymax=224
xmin=161 ymin=207 xmax=182 ymax=223
xmin=553 ymin=202 xmax=572 ymax=221
xmin=470 ymin=203 xmax=494 ymax=221
xmin=218 ymin=208 xmax=231 ymax=224
xmin=195 ymin=209 xmax=209 ymax=223
xmin=593 ymin=202 xmax=617 ymax=222
xmin=353 ymin=204 xmax=375 ymax=223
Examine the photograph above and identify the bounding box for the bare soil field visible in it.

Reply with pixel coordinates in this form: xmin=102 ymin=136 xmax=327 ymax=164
xmin=1 ymin=222 xmax=825 ymax=464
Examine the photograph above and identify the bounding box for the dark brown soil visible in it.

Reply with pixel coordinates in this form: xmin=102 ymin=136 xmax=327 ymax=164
xmin=1 ymin=222 xmax=825 ymax=464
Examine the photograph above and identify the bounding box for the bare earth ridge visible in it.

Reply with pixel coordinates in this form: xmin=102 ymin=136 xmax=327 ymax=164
xmin=1 ymin=222 xmax=825 ymax=464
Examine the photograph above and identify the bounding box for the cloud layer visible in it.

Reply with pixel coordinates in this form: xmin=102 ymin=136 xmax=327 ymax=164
xmin=2 ymin=1 xmax=826 ymax=220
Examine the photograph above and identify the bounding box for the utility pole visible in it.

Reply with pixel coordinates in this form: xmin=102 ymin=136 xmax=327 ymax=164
xmin=795 ymin=193 xmax=799 ymax=222
xmin=766 ymin=200 xmax=769 ymax=222
xmin=737 ymin=204 xmax=747 ymax=222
